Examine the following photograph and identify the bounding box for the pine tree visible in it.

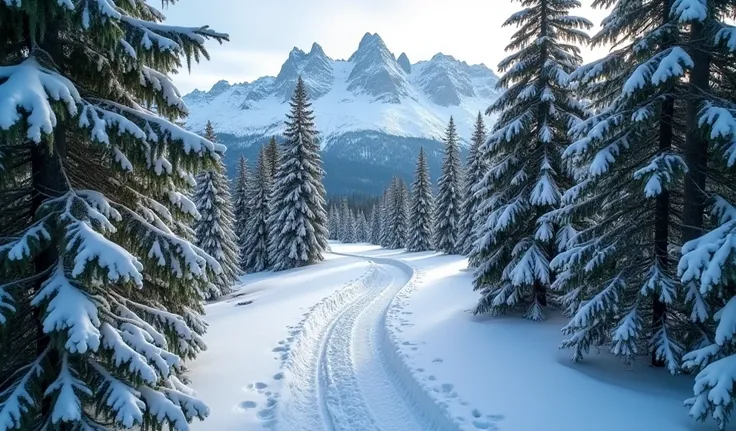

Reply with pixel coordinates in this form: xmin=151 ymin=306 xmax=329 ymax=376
xmin=0 ymin=3 xmax=227 ymax=428
xmin=193 ymin=156 xmax=242 ymax=299
xmin=328 ymin=205 xmax=340 ymax=240
xmin=386 ymin=177 xmax=409 ymax=249
xmin=267 ymin=77 xmax=328 ymax=270
xmin=233 ymin=155 xmax=250 ymax=267
xmin=356 ymin=211 xmax=369 ymax=242
xmin=434 ymin=117 xmax=464 ymax=254
xmin=407 ymin=148 xmax=434 ymax=252
xmin=550 ymin=0 xmax=687 ymax=369
xmin=265 ymin=136 xmax=280 ymax=180
xmin=240 ymin=147 xmax=273 ymax=273
xmin=671 ymin=2 xmax=736 ymax=426
xmin=471 ymin=0 xmax=590 ymax=321
xmin=370 ymin=205 xmax=382 ymax=245
xmin=345 ymin=210 xmax=358 ymax=243
xmin=339 ymin=199 xmax=351 ymax=242
xmin=379 ymin=190 xmax=392 ymax=247
xmin=458 ymin=113 xmax=487 ymax=257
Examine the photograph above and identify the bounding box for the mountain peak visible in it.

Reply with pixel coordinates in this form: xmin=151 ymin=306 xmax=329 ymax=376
xmin=309 ymin=42 xmax=327 ymax=57
xmin=430 ymin=52 xmax=457 ymax=62
xmin=349 ymin=32 xmax=392 ymax=62
xmin=397 ymin=52 xmax=411 ymax=74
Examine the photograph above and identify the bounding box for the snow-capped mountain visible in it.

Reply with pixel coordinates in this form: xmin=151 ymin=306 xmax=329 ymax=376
xmin=183 ymin=32 xmax=501 ymax=194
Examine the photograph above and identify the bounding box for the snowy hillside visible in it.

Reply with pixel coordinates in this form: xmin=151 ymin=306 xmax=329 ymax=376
xmin=183 ymin=33 xmax=501 ymax=146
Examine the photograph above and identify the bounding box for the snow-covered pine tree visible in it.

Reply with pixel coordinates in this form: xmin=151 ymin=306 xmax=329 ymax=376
xmin=471 ymin=0 xmax=591 ymax=321
xmin=193 ymin=156 xmax=241 ymax=299
xmin=458 ymin=113 xmax=488 ymax=257
xmin=345 ymin=210 xmax=357 ymax=243
xmin=240 ymin=146 xmax=273 ymax=273
xmin=357 ymin=211 xmax=369 ymax=242
xmin=407 ymin=148 xmax=434 ymax=252
xmin=267 ymin=77 xmax=329 ymax=270
xmin=339 ymin=199 xmax=351 ymax=242
xmin=233 ymin=155 xmax=250 ymax=266
xmin=328 ymin=205 xmax=340 ymax=240
xmin=380 ymin=189 xmax=392 ymax=247
xmin=672 ymin=2 xmax=736 ymax=426
xmin=550 ymin=0 xmax=688 ymax=370
xmin=370 ymin=204 xmax=382 ymax=244
xmin=265 ymin=136 xmax=280 ymax=180
xmin=0 ymin=2 xmax=227 ymax=428
xmin=434 ymin=117 xmax=464 ymax=254
xmin=387 ymin=177 xmax=409 ymax=249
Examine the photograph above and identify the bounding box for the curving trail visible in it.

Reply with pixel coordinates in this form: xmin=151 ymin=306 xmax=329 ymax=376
xmin=275 ymin=253 xmax=459 ymax=431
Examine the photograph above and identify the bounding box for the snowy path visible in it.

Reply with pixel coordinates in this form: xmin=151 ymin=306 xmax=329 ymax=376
xmin=277 ymin=253 xmax=458 ymax=431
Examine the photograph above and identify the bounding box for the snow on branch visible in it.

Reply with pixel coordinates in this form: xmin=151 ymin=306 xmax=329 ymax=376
xmin=88 ymin=360 xmax=145 ymax=428
xmin=31 ymin=264 xmax=102 ymax=354
xmin=0 ymin=58 xmax=80 ymax=142
xmin=0 ymin=348 xmax=48 ymax=429
xmin=139 ymin=67 xmax=187 ymax=114
xmin=100 ymin=323 xmax=158 ymax=384
xmin=670 ymin=0 xmax=707 ymax=23
xmin=715 ymin=25 xmax=736 ymax=52
xmin=66 ymin=219 xmax=144 ymax=285
xmin=44 ymin=353 xmax=92 ymax=424
xmin=632 ymin=152 xmax=687 ymax=198
xmin=138 ymin=386 xmax=198 ymax=430
xmin=685 ymin=353 xmax=736 ymax=428
xmin=0 ymin=220 xmax=51 ymax=262
xmin=698 ymin=105 xmax=736 ymax=167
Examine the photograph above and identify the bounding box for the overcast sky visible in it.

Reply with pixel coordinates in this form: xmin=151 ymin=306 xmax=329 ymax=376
xmin=163 ymin=0 xmax=610 ymax=95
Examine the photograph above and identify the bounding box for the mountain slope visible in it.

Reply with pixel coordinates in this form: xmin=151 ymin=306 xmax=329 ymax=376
xmin=183 ymin=33 xmax=501 ymax=194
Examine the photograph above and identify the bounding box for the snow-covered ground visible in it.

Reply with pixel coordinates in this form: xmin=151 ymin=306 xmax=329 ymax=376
xmin=189 ymin=242 xmax=725 ymax=431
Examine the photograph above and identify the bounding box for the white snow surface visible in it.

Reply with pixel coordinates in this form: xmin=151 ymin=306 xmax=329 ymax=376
xmin=188 ymin=242 xmax=723 ymax=430
xmin=182 ymin=39 xmax=500 ymax=146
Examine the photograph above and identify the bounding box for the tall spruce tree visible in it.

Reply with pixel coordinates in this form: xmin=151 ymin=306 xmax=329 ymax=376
xmin=0 ymin=2 xmax=227 ymax=428
xmin=550 ymin=0 xmax=689 ymax=370
xmin=193 ymin=141 xmax=241 ymax=298
xmin=386 ymin=177 xmax=409 ymax=249
xmin=240 ymin=147 xmax=273 ymax=273
xmin=458 ymin=113 xmax=488 ymax=257
xmin=434 ymin=117 xmax=464 ymax=254
xmin=265 ymin=136 xmax=280 ymax=180
xmin=328 ymin=205 xmax=340 ymax=241
xmin=407 ymin=148 xmax=435 ymax=252
xmin=671 ymin=1 xmax=736 ymax=426
xmin=472 ymin=0 xmax=591 ymax=321
xmin=233 ymin=155 xmax=250 ymax=266
xmin=357 ymin=211 xmax=369 ymax=242
xmin=370 ymin=204 xmax=382 ymax=245
xmin=267 ymin=77 xmax=328 ymax=270
xmin=339 ymin=199 xmax=351 ymax=242
xmin=380 ymin=189 xmax=392 ymax=247
xmin=345 ymin=210 xmax=358 ymax=243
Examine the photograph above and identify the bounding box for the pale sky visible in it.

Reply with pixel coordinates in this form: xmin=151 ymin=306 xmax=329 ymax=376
xmin=162 ymin=0 xmax=610 ymax=95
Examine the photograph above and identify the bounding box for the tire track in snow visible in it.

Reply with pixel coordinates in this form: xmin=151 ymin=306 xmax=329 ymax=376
xmin=276 ymin=252 xmax=462 ymax=431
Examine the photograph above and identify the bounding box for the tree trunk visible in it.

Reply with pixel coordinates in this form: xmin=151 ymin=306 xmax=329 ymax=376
xmin=682 ymin=19 xmax=710 ymax=246
xmin=32 ymin=27 xmax=70 ymax=425
xmin=650 ymin=0 xmax=678 ymax=369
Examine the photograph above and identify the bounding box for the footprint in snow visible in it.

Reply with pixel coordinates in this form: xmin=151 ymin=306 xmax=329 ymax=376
xmin=254 ymin=382 xmax=268 ymax=390
xmin=273 ymin=372 xmax=284 ymax=380
xmin=432 ymin=358 xmax=444 ymax=363
xmin=441 ymin=383 xmax=454 ymax=393
xmin=472 ymin=419 xmax=492 ymax=429
xmin=239 ymin=401 xmax=257 ymax=409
